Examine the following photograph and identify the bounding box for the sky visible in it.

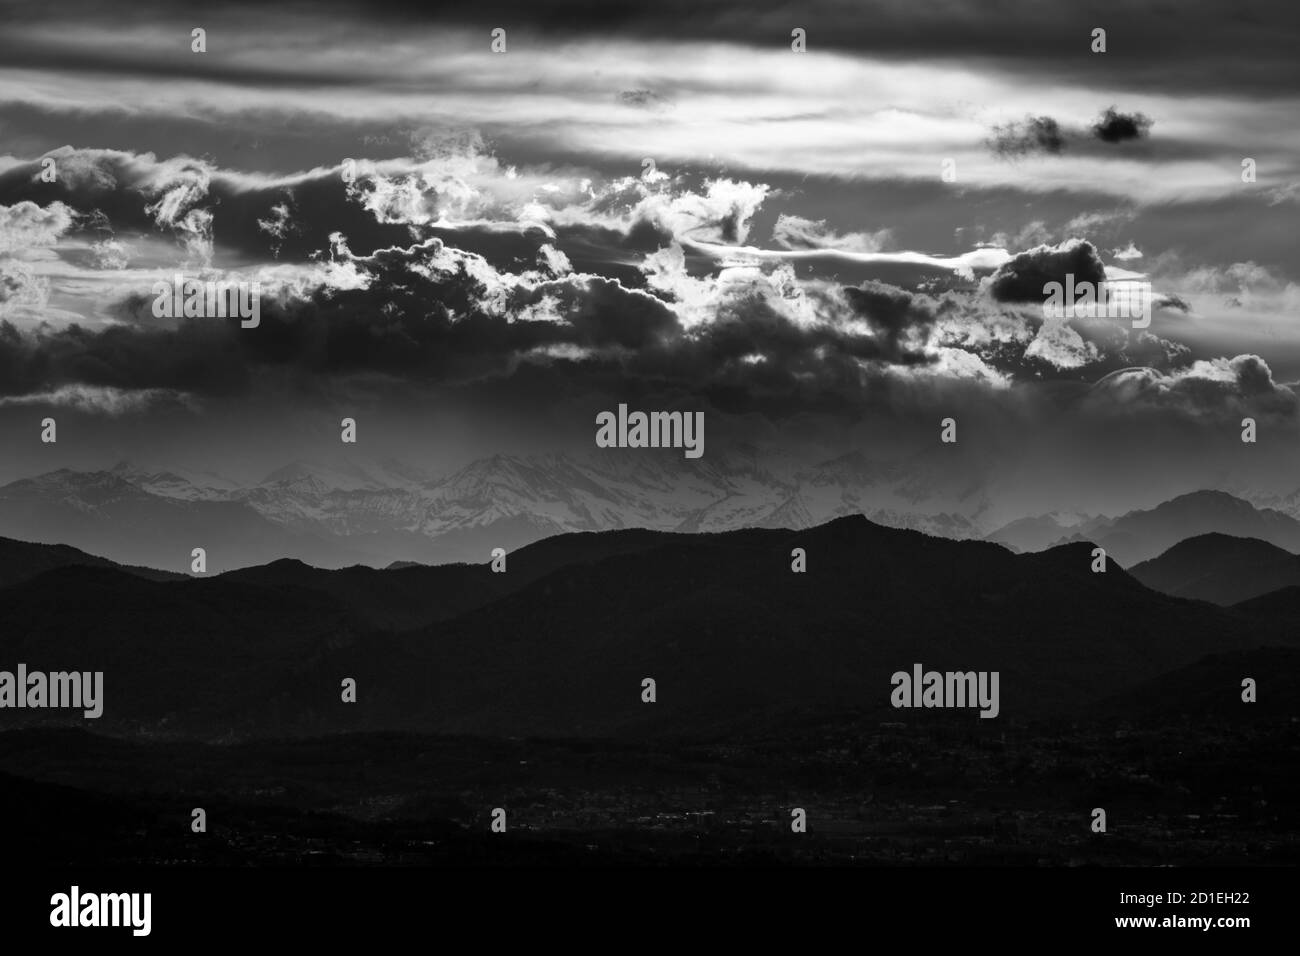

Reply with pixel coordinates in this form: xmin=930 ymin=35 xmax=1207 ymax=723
xmin=0 ymin=0 xmax=1297 ymax=520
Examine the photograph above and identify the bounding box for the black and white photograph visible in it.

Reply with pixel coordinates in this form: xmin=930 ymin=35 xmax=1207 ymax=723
xmin=0 ymin=0 xmax=1294 ymax=940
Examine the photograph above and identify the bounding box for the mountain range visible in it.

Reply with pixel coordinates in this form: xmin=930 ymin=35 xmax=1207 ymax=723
xmin=0 ymin=453 xmax=987 ymax=572
xmin=10 ymin=450 xmax=1300 ymax=576
xmin=1 ymin=515 xmax=1295 ymax=739
xmin=988 ymin=490 xmax=1300 ymax=566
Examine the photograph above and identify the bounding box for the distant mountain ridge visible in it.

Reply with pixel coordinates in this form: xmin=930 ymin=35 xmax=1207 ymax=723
xmin=988 ymin=490 xmax=1300 ymax=566
xmin=0 ymin=451 xmax=988 ymax=572
xmin=985 ymin=511 xmax=1094 ymax=553
xmin=0 ymin=469 xmax=360 ymax=574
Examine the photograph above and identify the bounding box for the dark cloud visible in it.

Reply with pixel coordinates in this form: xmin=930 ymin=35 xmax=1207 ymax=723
xmin=617 ymin=89 xmax=672 ymax=111
xmin=0 ymin=317 xmax=252 ymax=398
xmin=842 ymin=281 xmax=936 ymax=365
xmin=1156 ymin=292 xmax=1192 ymax=313
xmin=510 ymin=275 xmax=679 ymax=349
xmin=0 ymin=150 xmax=410 ymax=266
xmin=987 ymin=116 xmax=1065 ymax=158
xmin=1092 ymin=107 xmax=1153 ymax=144
xmin=0 ymin=149 xmax=626 ymax=277
xmin=987 ymin=239 xmax=1108 ymax=303
xmin=0 ymin=232 xmax=947 ymax=419
xmin=0 ymin=147 xmax=957 ymax=416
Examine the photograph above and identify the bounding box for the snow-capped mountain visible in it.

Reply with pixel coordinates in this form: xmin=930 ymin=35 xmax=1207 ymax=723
xmin=0 ymin=467 xmax=354 ymax=573
xmin=110 ymin=461 xmax=242 ymax=501
xmin=0 ymin=449 xmax=990 ymax=570
xmin=258 ymin=458 xmax=430 ymax=493
xmin=1241 ymin=487 xmax=1300 ymax=523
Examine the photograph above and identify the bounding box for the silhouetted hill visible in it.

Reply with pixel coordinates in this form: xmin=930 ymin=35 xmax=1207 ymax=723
xmin=1130 ymin=533 xmax=1300 ymax=605
xmin=340 ymin=516 xmax=1294 ymax=736
xmin=1231 ymin=586 xmax=1300 ymax=625
xmin=218 ymin=528 xmax=681 ymax=629
xmin=0 ymin=766 xmax=154 ymax=865
xmin=0 ymin=565 xmax=360 ymax=735
xmin=0 ymin=534 xmax=182 ymax=589
xmin=218 ymin=558 xmax=503 ymax=630
xmin=1109 ymin=647 xmax=1300 ymax=721
xmin=1 ymin=517 xmax=1291 ymax=739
